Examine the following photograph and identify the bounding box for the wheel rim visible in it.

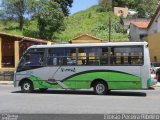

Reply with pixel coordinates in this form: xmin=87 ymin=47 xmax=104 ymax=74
xmin=96 ymin=83 xmax=105 ymax=94
xmin=23 ymin=83 xmax=30 ymax=91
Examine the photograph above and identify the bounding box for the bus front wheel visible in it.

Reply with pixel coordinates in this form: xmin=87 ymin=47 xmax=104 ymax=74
xmin=93 ymin=81 xmax=108 ymax=95
xmin=21 ymin=80 xmax=33 ymax=93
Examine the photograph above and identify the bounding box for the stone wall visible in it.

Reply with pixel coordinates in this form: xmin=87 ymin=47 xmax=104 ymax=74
xmin=0 ymin=71 xmax=14 ymax=81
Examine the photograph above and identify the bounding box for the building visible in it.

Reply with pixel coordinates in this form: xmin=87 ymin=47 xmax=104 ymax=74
xmin=0 ymin=32 xmax=51 ymax=70
xmin=128 ymin=4 xmax=160 ymax=62
xmin=146 ymin=5 xmax=160 ymax=62
xmin=121 ymin=18 xmax=150 ymax=30
xmin=114 ymin=7 xmax=128 ymax=18
xmin=69 ymin=34 xmax=104 ymax=44
xmin=147 ymin=5 xmax=160 ymax=35
xmin=129 ymin=21 xmax=149 ymax=41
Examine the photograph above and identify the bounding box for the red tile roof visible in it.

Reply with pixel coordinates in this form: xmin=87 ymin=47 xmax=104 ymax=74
xmin=131 ymin=21 xmax=150 ymax=29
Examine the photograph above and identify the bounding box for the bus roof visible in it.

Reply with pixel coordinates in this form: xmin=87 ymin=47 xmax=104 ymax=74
xmin=28 ymin=42 xmax=148 ymax=49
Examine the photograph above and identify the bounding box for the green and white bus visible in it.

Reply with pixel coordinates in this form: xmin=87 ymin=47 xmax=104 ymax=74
xmin=14 ymin=42 xmax=151 ymax=95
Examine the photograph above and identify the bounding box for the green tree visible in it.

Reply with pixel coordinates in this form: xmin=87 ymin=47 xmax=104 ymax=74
xmin=113 ymin=0 xmax=139 ymax=9
xmin=113 ymin=0 xmax=157 ymax=18
xmin=137 ymin=0 xmax=157 ymax=18
xmin=36 ymin=0 xmax=64 ymax=40
xmin=54 ymin=0 xmax=73 ymax=16
xmin=0 ymin=0 xmax=36 ymax=30
xmin=98 ymin=0 xmax=112 ymax=12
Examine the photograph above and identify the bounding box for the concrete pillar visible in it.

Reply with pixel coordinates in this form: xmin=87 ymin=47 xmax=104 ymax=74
xmin=14 ymin=41 xmax=19 ymax=68
xmin=0 ymin=38 xmax=2 ymax=68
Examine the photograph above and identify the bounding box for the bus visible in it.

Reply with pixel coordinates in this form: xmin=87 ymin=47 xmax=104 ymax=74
xmin=14 ymin=42 xmax=151 ymax=95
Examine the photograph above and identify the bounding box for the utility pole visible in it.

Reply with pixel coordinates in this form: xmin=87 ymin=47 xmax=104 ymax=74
xmin=108 ymin=0 xmax=112 ymax=42
xmin=109 ymin=14 xmax=111 ymax=42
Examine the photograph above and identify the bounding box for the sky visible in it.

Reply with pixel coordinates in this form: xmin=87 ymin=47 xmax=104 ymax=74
xmin=69 ymin=0 xmax=98 ymax=15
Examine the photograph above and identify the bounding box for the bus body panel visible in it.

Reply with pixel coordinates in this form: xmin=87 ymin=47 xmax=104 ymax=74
xmin=141 ymin=45 xmax=151 ymax=88
xmin=14 ymin=42 xmax=150 ymax=91
xmin=15 ymin=66 xmax=142 ymax=90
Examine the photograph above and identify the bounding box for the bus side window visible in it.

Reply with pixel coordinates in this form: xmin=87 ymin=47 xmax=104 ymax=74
xmin=110 ymin=52 xmax=115 ymax=64
xmin=101 ymin=47 xmax=109 ymax=65
xmin=110 ymin=47 xmax=143 ymax=65
xmin=82 ymin=59 xmax=86 ymax=65
xmin=128 ymin=55 xmax=131 ymax=64
xmin=110 ymin=47 xmax=116 ymax=65
xmin=121 ymin=56 xmax=124 ymax=64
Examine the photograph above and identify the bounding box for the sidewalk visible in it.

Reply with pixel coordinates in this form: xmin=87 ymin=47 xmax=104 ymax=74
xmin=0 ymin=81 xmax=13 ymax=85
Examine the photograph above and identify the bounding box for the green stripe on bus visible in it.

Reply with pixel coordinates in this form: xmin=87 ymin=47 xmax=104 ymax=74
xmin=64 ymin=72 xmax=141 ymax=89
xmin=22 ymin=71 xmax=142 ymax=90
xmin=29 ymin=75 xmax=61 ymax=89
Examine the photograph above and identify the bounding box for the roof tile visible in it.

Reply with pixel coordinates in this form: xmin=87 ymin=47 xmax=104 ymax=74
xmin=131 ymin=22 xmax=150 ymax=29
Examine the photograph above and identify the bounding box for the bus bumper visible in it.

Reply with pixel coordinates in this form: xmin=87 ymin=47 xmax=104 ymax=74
xmin=147 ymin=78 xmax=151 ymax=89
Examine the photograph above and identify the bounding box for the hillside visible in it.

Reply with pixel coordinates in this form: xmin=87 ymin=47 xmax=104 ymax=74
xmin=0 ymin=5 xmax=129 ymax=42
xmin=55 ymin=5 xmax=129 ymax=42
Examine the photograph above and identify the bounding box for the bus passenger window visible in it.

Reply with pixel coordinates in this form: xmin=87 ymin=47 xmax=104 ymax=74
xmin=78 ymin=47 xmax=101 ymax=66
xmin=110 ymin=46 xmax=143 ymax=65
xmin=110 ymin=52 xmax=115 ymax=64
xmin=101 ymin=47 xmax=109 ymax=65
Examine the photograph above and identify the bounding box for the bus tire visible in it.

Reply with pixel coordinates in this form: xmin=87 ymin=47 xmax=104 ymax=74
xmin=21 ymin=80 xmax=33 ymax=93
xmin=93 ymin=81 xmax=108 ymax=95
xmin=39 ymin=88 xmax=48 ymax=92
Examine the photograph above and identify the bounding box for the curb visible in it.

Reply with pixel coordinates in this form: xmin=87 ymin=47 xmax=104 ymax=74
xmin=0 ymin=81 xmax=13 ymax=85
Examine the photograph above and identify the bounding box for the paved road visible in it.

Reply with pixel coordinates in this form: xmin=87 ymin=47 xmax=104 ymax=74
xmin=0 ymin=85 xmax=160 ymax=114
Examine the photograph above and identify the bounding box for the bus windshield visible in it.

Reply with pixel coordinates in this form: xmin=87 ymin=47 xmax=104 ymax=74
xmin=17 ymin=48 xmax=45 ymax=72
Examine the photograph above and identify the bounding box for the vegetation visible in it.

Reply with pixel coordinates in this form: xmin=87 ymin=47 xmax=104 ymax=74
xmin=98 ymin=0 xmax=158 ymax=18
xmin=55 ymin=5 xmax=128 ymax=42
xmin=0 ymin=0 xmax=158 ymax=42
xmin=0 ymin=0 xmax=36 ymax=30
xmin=0 ymin=0 xmax=72 ymax=40
xmin=0 ymin=4 xmax=129 ymax=42
xmin=137 ymin=0 xmax=158 ymax=18
xmin=54 ymin=0 xmax=73 ymax=16
xmin=36 ymin=0 xmax=64 ymax=40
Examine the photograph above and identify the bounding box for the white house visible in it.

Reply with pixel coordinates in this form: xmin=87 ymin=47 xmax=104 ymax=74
xmin=148 ymin=5 xmax=160 ymax=35
xmin=129 ymin=5 xmax=160 ymax=42
xmin=129 ymin=5 xmax=160 ymax=62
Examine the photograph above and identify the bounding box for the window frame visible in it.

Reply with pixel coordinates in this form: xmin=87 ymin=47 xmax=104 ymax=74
xmin=108 ymin=45 xmax=144 ymax=66
xmin=45 ymin=45 xmax=144 ymax=67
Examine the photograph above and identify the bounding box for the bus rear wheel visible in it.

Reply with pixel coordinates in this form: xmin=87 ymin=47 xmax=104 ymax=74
xmin=93 ymin=81 xmax=108 ymax=95
xmin=21 ymin=80 xmax=33 ymax=93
